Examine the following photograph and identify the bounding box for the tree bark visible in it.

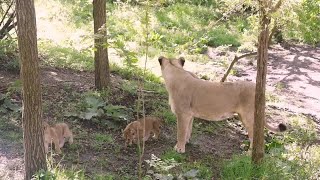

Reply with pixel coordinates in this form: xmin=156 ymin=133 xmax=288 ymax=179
xmin=93 ymin=0 xmax=110 ymax=90
xmin=252 ymin=1 xmax=270 ymax=165
xmin=16 ymin=0 xmax=47 ymax=179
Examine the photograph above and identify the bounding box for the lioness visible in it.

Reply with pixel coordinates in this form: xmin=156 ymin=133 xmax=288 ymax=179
xmin=43 ymin=121 xmax=73 ymax=154
xmin=158 ymin=56 xmax=286 ymax=153
xmin=123 ymin=116 xmax=161 ymax=146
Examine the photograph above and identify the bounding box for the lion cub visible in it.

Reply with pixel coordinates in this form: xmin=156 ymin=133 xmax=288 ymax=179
xmin=43 ymin=122 xmax=73 ymax=154
xmin=123 ymin=116 xmax=161 ymax=146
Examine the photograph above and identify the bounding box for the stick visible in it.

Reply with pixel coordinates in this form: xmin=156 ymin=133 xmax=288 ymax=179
xmin=220 ymin=52 xmax=257 ymax=82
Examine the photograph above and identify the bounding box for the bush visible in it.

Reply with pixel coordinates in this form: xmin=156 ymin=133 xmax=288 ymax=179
xmin=206 ymin=26 xmax=241 ymax=47
xmin=296 ymin=0 xmax=320 ymax=45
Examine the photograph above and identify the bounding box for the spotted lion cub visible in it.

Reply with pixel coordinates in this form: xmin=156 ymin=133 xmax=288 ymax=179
xmin=123 ymin=116 xmax=161 ymax=146
xmin=43 ymin=121 xmax=74 ymax=154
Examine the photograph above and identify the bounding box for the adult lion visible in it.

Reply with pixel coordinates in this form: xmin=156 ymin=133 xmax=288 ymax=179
xmin=158 ymin=56 xmax=286 ymax=153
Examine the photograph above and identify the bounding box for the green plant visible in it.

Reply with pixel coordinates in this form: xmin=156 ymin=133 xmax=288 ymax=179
xmin=296 ymin=0 xmax=320 ymax=45
xmin=0 ymin=93 xmax=21 ymax=114
xmin=94 ymin=133 xmax=113 ymax=144
xmin=161 ymin=149 xmax=186 ymax=163
xmin=32 ymin=155 xmax=85 ymax=180
xmin=65 ymin=94 xmax=133 ymax=129
xmin=7 ymin=80 xmax=22 ymax=95
xmin=206 ymin=26 xmax=241 ymax=47
xmin=39 ymin=40 xmax=94 ymax=71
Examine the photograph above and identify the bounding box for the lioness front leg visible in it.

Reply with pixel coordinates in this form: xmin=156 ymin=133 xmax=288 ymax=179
xmin=174 ymin=114 xmax=192 ymax=153
xmin=186 ymin=117 xmax=194 ymax=143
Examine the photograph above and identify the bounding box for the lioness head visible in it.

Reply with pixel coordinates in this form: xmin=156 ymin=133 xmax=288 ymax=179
xmin=158 ymin=56 xmax=185 ymax=69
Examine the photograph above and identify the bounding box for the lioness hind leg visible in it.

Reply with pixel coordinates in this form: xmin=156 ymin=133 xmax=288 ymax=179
xmin=175 ymin=113 xmax=192 ymax=153
xmin=238 ymin=113 xmax=254 ymax=152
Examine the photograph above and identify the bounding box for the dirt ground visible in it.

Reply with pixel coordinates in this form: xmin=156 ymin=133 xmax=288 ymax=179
xmin=0 ymin=44 xmax=319 ymax=179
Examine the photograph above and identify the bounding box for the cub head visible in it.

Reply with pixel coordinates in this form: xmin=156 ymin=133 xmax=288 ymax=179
xmin=123 ymin=121 xmax=141 ymax=144
xmin=158 ymin=56 xmax=185 ymax=69
xmin=42 ymin=121 xmax=50 ymax=131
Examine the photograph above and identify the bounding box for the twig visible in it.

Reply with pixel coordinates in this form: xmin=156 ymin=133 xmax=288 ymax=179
xmin=0 ymin=12 xmax=16 ymax=39
xmin=220 ymin=52 xmax=257 ymax=82
xmin=269 ymin=0 xmax=282 ymax=14
xmin=0 ymin=0 xmax=14 ymax=27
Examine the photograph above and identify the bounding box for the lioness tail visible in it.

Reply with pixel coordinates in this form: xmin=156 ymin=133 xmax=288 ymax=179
xmin=265 ymin=123 xmax=287 ymax=132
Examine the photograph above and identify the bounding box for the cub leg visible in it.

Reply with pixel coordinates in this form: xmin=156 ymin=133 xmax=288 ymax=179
xmin=152 ymin=124 xmax=160 ymax=139
xmin=174 ymin=113 xmax=192 ymax=153
xmin=44 ymin=141 xmax=49 ymax=154
xmin=52 ymin=134 xmax=62 ymax=154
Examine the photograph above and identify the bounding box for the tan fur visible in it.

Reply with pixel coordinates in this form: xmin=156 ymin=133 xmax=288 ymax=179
xmin=123 ymin=116 xmax=161 ymax=146
xmin=43 ymin=121 xmax=73 ymax=154
xmin=158 ymin=56 xmax=286 ymax=153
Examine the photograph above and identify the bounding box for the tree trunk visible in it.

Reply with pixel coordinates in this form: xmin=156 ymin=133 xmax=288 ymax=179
xmin=16 ymin=0 xmax=47 ymax=179
xmin=93 ymin=0 xmax=110 ymax=90
xmin=252 ymin=2 xmax=270 ymax=165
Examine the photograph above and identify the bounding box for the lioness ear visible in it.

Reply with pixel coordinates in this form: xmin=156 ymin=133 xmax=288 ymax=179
xmin=179 ymin=57 xmax=185 ymax=67
xmin=158 ymin=56 xmax=165 ymax=66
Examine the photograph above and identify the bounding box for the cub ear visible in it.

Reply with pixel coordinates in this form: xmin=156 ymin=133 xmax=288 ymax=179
xmin=179 ymin=57 xmax=185 ymax=67
xmin=158 ymin=56 xmax=165 ymax=65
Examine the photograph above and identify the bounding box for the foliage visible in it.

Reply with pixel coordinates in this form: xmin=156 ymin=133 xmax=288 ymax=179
xmin=39 ymin=40 xmax=94 ymax=71
xmin=65 ymin=92 xmax=133 ymax=129
xmin=221 ymin=114 xmax=320 ymax=179
xmin=206 ymin=26 xmax=241 ymax=47
xmin=110 ymin=63 xmax=161 ymax=83
xmin=0 ymin=93 xmax=20 ymax=114
xmin=32 ymin=166 xmax=85 ymax=180
xmin=145 ymin=152 xmax=213 ymax=179
xmin=0 ymin=38 xmax=19 ymax=72
xmin=296 ymin=0 xmax=320 ymax=45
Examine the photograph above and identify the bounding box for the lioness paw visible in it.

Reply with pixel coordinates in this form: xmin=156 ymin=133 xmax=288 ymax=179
xmin=174 ymin=144 xmax=185 ymax=153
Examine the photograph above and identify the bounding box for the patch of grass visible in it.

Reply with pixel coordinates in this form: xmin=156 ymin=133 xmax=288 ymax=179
xmin=121 ymin=80 xmax=138 ymax=95
xmin=39 ymin=40 xmax=93 ymax=71
xmin=275 ymin=81 xmax=286 ymax=90
xmin=222 ymin=113 xmax=320 ymax=179
xmin=93 ymin=174 xmax=115 ymax=180
xmin=94 ymin=133 xmax=114 ymax=144
xmin=285 ymin=115 xmax=317 ymax=145
xmin=221 ymin=155 xmax=286 ymax=179
xmin=266 ymin=92 xmax=280 ymax=103
xmin=110 ymin=63 xmax=161 ymax=83
xmin=151 ymin=104 xmax=176 ymax=125
xmin=206 ymin=26 xmax=241 ymax=47
xmin=161 ymin=149 xmax=186 ymax=163
xmin=92 ymin=133 xmax=114 ymax=151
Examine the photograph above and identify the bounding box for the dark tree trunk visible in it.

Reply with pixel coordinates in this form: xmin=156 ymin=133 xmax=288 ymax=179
xmin=16 ymin=0 xmax=47 ymax=179
xmin=93 ymin=0 xmax=110 ymax=90
xmin=252 ymin=1 xmax=270 ymax=165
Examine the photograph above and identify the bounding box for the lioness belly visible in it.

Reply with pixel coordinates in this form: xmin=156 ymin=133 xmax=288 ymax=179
xmin=193 ymin=111 xmax=235 ymax=121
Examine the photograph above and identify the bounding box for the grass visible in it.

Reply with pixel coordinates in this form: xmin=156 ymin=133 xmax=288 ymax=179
xmin=221 ymin=114 xmax=320 ymax=179
xmin=161 ymin=149 xmax=186 ymax=163
xmin=38 ymin=40 xmax=94 ymax=71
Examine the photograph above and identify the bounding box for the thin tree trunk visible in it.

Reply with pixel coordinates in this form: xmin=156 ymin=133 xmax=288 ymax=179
xmin=93 ymin=0 xmax=110 ymax=90
xmin=16 ymin=0 xmax=47 ymax=179
xmin=252 ymin=2 xmax=270 ymax=164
